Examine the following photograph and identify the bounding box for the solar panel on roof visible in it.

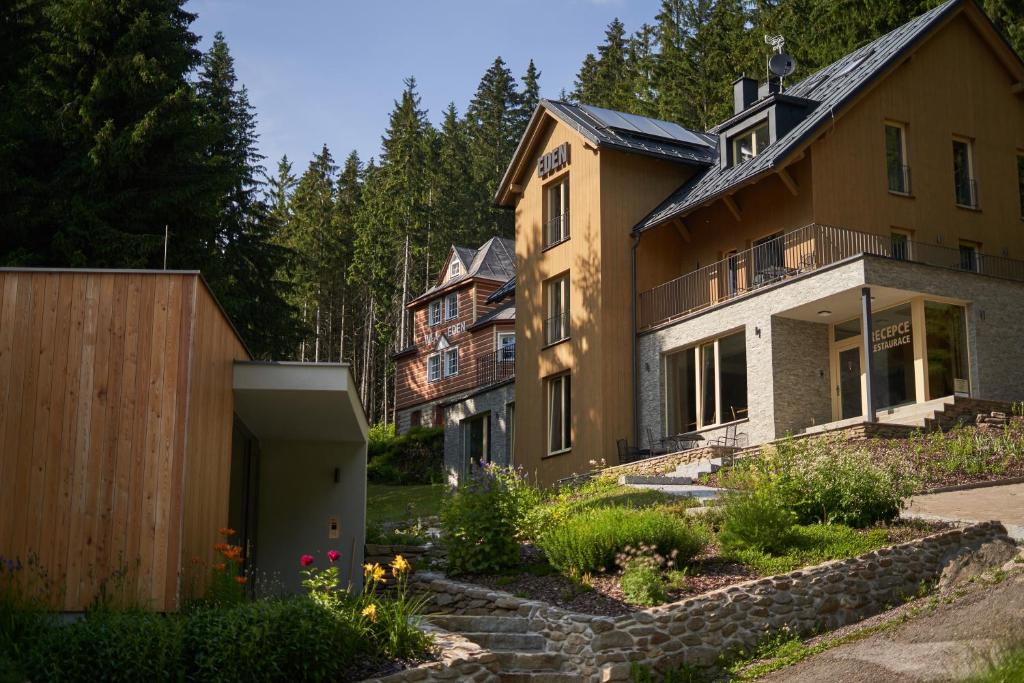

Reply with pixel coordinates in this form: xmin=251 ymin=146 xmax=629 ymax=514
xmin=581 ymin=104 xmax=711 ymax=148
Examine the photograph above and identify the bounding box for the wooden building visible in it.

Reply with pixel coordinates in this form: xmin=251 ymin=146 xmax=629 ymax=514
xmin=0 ymin=269 xmax=368 ymax=611
xmin=496 ymin=0 xmax=1024 ymax=485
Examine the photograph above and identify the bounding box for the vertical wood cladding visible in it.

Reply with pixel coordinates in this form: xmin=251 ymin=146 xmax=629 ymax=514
xmin=0 ymin=270 xmax=249 ymax=611
xmin=395 ymin=279 xmax=512 ymax=411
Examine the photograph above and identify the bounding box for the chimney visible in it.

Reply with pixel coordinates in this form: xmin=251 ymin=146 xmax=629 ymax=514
xmin=758 ymin=79 xmax=781 ymax=99
xmin=732 ymin=76 xmax=758 ymax=114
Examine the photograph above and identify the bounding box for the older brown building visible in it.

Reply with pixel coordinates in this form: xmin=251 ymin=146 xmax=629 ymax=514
xmin=497 ymin=0 xmax=1024 ymax=485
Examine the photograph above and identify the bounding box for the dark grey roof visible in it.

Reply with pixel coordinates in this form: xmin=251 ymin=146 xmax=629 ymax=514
xmin=412 ymin=237 xmax=516 ymax=303
xmin=542 ymin=100 xmax=717 ymax=166
xmin=635 ymin=0 xmax=960 ymax=232
xmin=471 ymin=300 xmax=515 ymax=329
xmin=487 ymin=276 xmax=516 ymax=304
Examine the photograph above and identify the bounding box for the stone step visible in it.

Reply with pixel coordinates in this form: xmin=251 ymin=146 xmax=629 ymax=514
xmin=461 ymin=632 xmax=547 ymax=651
xmin=427 ymin=614 xmax=531 ymax=634
xmin=499 ymin=672 xmax=578 ymax=683
xmin=619 ymin=474 xmax=693 ymax=485
xmin=493 ymin=651 xmax=566 ymax=670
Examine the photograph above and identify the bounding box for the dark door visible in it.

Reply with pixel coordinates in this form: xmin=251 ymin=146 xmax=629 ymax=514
xmin=838 ymin=347 xmax=863 ymax=420
xmin=228 ymin=417 xmax=260 ymax=581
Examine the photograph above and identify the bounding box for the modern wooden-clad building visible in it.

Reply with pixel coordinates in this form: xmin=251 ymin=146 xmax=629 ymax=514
xmin=496 ymin=0 xmax=1024 ymax=485
xmin=0 ymin=269 xmax=368 ymax=611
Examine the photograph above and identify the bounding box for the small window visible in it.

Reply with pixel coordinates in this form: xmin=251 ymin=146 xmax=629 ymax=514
xmin=547 ymin=373 xmax=571 ymax=454
xmin=952 ymin=138 xmax=977 ymax=208
xmin=959 ymin=241 xmax=979 ymax=273
xmin=731 ymin=122 xmax=769 ymax=165
xmin=410 ymin=410 xmax=422 ymax=428
xmin=445 ymin=293 xmax=458 ymax=321
xmin=427 ymin=354 xmax=441 ymax=382
xmin=449 ymin=260 xmax=461 ymax=280
xmin=544 ymin=178 xmax=570 ymax=247
xmin=429 ymin=301 xmax=442 ymax=326
xmin=1017 ymin=153 xmax=1023 ymax=219
xmin=545 ymin=274 xmax=570 ymax=345
xmin=885 ymin=123 xmax=910 ymax=194
xmin=498 ymin=332 xmax=516 ymax=362
xmin=444 ymin=347 xmax=459 ymax=377
xmin=890 ymin=229 xmax=911 ymax=261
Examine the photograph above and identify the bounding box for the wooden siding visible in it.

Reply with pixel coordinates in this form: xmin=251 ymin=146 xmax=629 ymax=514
xmin=395 ymin=279 xmax=511 ymax=411
xmin=0 ymin=270 xmax=248 ymax=611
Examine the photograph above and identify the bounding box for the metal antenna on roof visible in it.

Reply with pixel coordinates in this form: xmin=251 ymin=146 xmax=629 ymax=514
xmin=764 ymin=34 xmax=796 ymax=92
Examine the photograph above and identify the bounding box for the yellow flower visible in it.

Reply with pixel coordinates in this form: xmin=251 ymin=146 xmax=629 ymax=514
xmin=361 ymin=603 xmax=378 ymax=622
xmin=391 ymin=555 xmax=411 ymax=575
xmin=371 ymin=565 xmax=386 ymax=583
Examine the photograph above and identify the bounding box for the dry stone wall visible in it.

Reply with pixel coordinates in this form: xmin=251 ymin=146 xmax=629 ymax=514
xmin=362 ymin=624 xmax=500 ymax=682
xmin=407 ymin=522 xmax=1011 ymax=681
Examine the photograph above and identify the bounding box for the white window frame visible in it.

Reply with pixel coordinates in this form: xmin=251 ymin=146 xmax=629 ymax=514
xmin=952 ymin=136 xmax=977 ymax=208
xmin=731 ymin=122 xmax=769 ymax=165
xmin=546 ymin=373 xmax=571 ymax=455
xmin=890 ymin=227 xmax=913 ymax=261
xmin=444 ymin=292 xmax=458 ymax=321
xmin=662 ymin=330 xmax=747 ymax=434
xmin=498 ymin=332 xmax=516 ymax=361
xmin=429 ymin=300 xmax=442 ymax=327
xmin=427 ymin=353 xmax=441 ymax=383
xmin=544 ymin=177 xmax=570 ymax=247
xmin=884 ymin=122 xmax=910 ymax=195
xmin=449 ymin=260 xmax=461 ymax=280
xmin=545 ymin=274 xmax=569 ymax=345
xmin=444 ymin=347 xmax=459 ymax=377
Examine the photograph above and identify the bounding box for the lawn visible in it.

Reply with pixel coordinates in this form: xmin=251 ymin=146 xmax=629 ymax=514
xmin=367 ymin=483 xmax=445 ymax=527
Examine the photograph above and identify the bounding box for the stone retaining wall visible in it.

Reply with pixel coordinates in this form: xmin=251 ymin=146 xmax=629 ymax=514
xmin=409 ymin=521 xmax=1011 ymax=681
xmin=362 ymin=623 xmax=500 ymax=682
xmin=557 ymin=446 xmax=740 ymax=487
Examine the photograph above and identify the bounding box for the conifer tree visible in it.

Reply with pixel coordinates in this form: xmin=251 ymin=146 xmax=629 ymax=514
xmin=518 ymin=59 xmax=542 ymax=126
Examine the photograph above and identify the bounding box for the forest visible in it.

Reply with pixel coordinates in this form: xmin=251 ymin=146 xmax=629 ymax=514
xmin=1 ymin=0 xmax=1021 ymax=424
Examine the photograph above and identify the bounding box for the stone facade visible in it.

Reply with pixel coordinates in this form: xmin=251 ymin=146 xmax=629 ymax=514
xmin=406 ymin=522 xmax=1011 ymax=681
xmin=639 ymin=255 xmax=1024 ymax=452
xmin=442 ymin=380 xmax=515 ymax=485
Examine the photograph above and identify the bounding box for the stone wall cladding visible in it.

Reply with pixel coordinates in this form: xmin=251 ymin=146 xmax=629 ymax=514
xmin=442 ymin=381 xmax=515 ymax=485
xmin=601 ymin=446 xmax=739 ymax=479
xmin=411 ymin=522 xmax=1010 ymax=681
xmin=770 ymin=317 xmax=832 ymax=436
xmin=363 ymin=623 xmax=500 ymax=682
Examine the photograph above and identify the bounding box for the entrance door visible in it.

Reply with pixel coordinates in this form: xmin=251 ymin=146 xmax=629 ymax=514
xmin=228 ymin=417 xmax=260 ymax=579
xmin=837 ymin=346 xmax=863 ymax=420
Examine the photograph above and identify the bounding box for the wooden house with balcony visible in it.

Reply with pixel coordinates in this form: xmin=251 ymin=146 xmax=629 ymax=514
xmin=495 ymin=0 xmax=1024 ymax=485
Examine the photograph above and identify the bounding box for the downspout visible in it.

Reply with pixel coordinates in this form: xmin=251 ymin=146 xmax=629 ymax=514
xmin=631 ymin=232 xmax=641 ymax=445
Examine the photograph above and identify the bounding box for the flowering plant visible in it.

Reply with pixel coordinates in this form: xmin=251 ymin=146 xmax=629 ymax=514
xmin=300 ymin=549 xmax=343 ymax=610
xmin=206 ymin=528 xmax=247 ymax=605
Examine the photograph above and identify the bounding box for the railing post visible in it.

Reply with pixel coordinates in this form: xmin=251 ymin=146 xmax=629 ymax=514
xmin=861 ymin=286 xmax=876 ymax=423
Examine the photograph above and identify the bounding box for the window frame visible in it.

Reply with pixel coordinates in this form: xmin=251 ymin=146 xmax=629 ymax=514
xmin=663 ymin=330 xmax=748 ymax=435
xmin=543 ymin=176 xmax=571 ymax=248
xmin=730 ymin=122 xmax=769 ymax=165
xmin=890 ymin=228 xmax=913 ymax=261
xmin=884 ymin=122 xmax=910 ymax=195
xmin=1017 ymin=152 xmax=1024 ymax=220
xmin=497 ymin=331 xmax=516 ymax=362
xmin=546 ymin=373 xmax=572 ymax=456
xmin=544 ymin=273 xmax=570 ymax=346
xmin=444 ymin=292 xmax=458 ymax=321
xmin=444 ymin=347 xmax=459 ymax=377
xmin=427 ymin=353 xmax=442 ymax=383
xmin=958 ymin=240 xmax=980 ymax=273
xmin=449 ymin=260 xmax=461 ymax=280
xmin=429 ymin=300 xmax=442 ymax=327
xmin=952 ymin=137 xmax=977 ymax=209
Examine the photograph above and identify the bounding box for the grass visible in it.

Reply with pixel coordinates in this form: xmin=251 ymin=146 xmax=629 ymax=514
xmin=720 ymin=524 xmax=890 ymax=576
xmin=966 ymin=646 xmax=1024 ymax=683
xmin=366 ymin=483 xmax=444 ymax=527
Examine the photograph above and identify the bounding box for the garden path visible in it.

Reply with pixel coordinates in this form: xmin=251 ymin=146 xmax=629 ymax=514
xmin=903 ymin=483 xmax=1024 ymax=540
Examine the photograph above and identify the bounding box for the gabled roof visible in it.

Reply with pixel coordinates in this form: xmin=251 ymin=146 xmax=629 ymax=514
xmin=496 ymin=100 xmax=715 ymax=205
xmin=634 ymin=0 xmax=1011 ymax=233
xmin=487 ymin=276 xmax=516 ymax=304
xmin=409 ymin=236 xmax=516 ymax=306
xmin=470 ymin=300 xmax=515 ymax=330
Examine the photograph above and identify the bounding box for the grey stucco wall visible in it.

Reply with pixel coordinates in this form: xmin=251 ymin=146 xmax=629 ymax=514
xmin=443 ymin=382 xmax=516 ymax=485
xmin=638 ymin=255 xmax=1024 ymax=449
xmin=255 ymin=439 xmax=366 ymax=595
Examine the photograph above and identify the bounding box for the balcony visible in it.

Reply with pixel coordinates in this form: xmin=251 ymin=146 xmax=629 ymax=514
xmin=638 ymin=223 xmax=1024 ymax=330
xmin=475 ymin=344 xmax=515 ymax=388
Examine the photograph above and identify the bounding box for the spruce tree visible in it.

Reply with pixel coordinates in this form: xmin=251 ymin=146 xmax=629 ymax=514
xmin=517 ymin=59 xmax=542 ymax=129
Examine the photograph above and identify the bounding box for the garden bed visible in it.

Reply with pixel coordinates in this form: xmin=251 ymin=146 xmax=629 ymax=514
xmin=448 ymin=519 xmax=947 ymax=616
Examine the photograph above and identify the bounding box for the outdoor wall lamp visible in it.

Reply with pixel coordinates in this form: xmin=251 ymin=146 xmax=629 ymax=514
xmin=817 ymin=310 xmax=831 ymax=317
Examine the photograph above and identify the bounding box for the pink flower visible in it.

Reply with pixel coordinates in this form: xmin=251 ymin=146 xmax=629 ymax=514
xmin=327 ymin=550 xmax=340 ymax=563
xmin=300 ymin=554 xmax=315 ymax=567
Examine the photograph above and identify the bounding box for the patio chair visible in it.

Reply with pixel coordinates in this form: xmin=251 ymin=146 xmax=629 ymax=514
xmin=645 ymin=427 xmax=671 ymax=455
xmin=616 ymin=438 xmax=651 ymax=464
xmin=712 ymin=422 xmax=748 ymax=448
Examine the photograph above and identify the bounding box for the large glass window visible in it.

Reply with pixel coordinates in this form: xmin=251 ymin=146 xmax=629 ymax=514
xmin=544 ymin=178 xmax=570 ymax=247
xmin=953 ymin=138 xmax=976 ymax=208
xmin=925 ymin=302 xmax=969 ymax=399
xmin=869 ymin=303 xmax=916 ymax=410
xmin=731 ymin=123 xmax=769 ymax=164
xmin=547 ymin=374 xmax=571 ymax=454
xmin=664 ymin=331 xmax=747 ymax=434
xmin=885 ymin=123 xmax=909 ymax=194
xmin=545 ymin=274 xmax=569 ymax=345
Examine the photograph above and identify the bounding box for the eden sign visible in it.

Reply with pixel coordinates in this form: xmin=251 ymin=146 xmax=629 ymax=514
xmin=537 ymin=142 xmax=569 ymax=177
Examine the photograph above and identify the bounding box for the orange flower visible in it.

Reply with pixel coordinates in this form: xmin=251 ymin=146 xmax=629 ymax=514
xmin=213 ymin=543 xmax=230 ymax=553
xmin=234 ymin=576 xmax=247 ymax=585
xmin=218 ymin=527 xmax=236 ymax=537
xmin=213 ymin=563 xmax=226 ymax=572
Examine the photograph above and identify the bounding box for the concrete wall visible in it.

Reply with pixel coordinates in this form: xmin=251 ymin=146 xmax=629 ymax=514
xmin=254 ymin=439 xmax=366 ymax=595
xmin=443 ymin=382 xmax=515 ymax=485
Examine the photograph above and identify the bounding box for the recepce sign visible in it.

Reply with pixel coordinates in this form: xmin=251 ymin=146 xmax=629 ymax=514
xmin=872 ymin=320 xmax=911 ymax=353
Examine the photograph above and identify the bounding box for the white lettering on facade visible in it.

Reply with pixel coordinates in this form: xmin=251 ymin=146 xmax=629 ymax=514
xmin=871 ymin=320 xmax=912 ymax=353
xmin=421 ymin=321 xmax=467 ymax=347
xmin=537 ymin=143 xmax=570 ymax=177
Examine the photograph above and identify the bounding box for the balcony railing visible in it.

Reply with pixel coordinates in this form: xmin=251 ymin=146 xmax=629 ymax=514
xmin=955 ymin=178 xmax=978 ymax=209
xmin=887 ymin=164 xmax=911 ymax=195
xmin=544 ymin=211 xmax=570 ymax=248
xmin=475 ymin=344 xmax=515 ymax=387
xmin=544 ymin=312 xmax=569 ymax=345
xmin=638 ymin=223 xmax=1024 ymax=330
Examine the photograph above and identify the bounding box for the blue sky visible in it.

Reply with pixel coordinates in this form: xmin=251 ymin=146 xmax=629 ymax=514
xmin=187 ymin=0 xmax=661 ymax=172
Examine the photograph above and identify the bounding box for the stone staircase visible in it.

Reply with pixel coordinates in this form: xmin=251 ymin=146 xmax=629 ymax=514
xmin=617 ymin=455 xmax=728 ymax=501
xmin=427 ymin=614 xmax=575 ymax=682
xmin=874 ymin=396 xmax=1013 ymax=432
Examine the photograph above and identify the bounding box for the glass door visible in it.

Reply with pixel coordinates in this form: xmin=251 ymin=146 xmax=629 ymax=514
xmin=837 ymin=346 xmax=863 ymax=420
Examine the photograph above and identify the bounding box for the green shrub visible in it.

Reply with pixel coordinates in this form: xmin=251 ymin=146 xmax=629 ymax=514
xmin=620 ymin=561 xmax=668 ymax=606
xmin=721 ymin=523 xmax=890 ymax=576
xmin=537 ymin=507 xmax=708 ymax=576
xmin=367 ymin=426 xmax=444 ymax=485
xmin=718 ymin=491 xmax=796 ymax=554
xmin=441 ymin=464 xmax=540 ymax=574
xmin=523 ymin=478 xmax=668 ymax=542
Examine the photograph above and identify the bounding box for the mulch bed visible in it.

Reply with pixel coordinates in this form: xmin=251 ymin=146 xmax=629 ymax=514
xmin=343 ymin=654 xmax=437 ymax=682
xmin=449 ymin=522 xmax=946 ymax=617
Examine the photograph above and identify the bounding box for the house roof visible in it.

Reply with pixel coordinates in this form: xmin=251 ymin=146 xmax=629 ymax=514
xmin=486 ymin=276 xmax=516 ymax=304
xmin=470 ymin=300 xmax=515 ymax=330
xmin=634 ymin=0 xmax=966 ymax=233
xmin=408 ymin=236 xmax=516 ymax=306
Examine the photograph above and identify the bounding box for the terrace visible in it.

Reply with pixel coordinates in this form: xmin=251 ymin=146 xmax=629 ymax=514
xmin=637 ymin=223 xmax=1024 ymax=331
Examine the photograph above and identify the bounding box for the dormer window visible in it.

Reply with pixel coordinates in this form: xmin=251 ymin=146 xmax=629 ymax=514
xmin=731 ymin=123 xmax=769 ymax=165
xmin=449 ymin=260 xmax=461 ymax=280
